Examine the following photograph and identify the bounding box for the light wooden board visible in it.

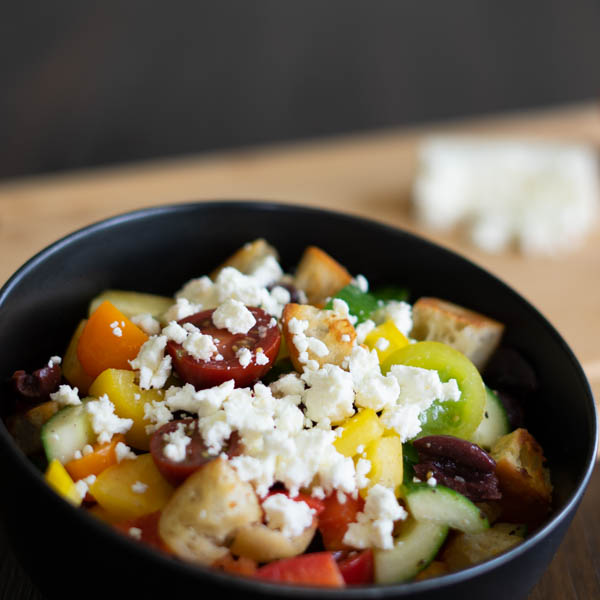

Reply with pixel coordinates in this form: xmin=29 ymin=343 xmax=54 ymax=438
xmin=1 ymin=102 xmax=599 ymax=417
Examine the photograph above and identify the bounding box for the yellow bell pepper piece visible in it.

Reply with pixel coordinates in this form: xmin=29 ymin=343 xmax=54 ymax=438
xmin=364 ymin=320 xmax=409 ymax=364
xmin=89 ymin=369 xmax=165 ymax=450
xmin=62 ymin=320 xmax=95 ymax=395
xmin=360 ymin=434 xmax=404 ymax=497
xmin=334 ymin=408 xmax=385 ymax=457
xmin=45 ymin=458 xmax=82 ymax=506
xmin=89 ymin=453 xmax=173 ymax=521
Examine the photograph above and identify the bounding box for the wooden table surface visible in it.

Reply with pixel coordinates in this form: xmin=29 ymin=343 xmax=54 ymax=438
xmin=1 ymin=102 xmax=598 ymax=599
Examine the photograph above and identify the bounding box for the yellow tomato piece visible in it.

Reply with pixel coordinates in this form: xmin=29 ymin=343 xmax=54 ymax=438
xmin=360 ymin=434 xmax=404 ymax=498
xmin=62 ymin=320 xmax=95 ymax=395
xmin=45 ymin=459 xmax=82 ymax=506
xmin=89 ymin=369 xmax=164 ymax=451
xmin=334 ymin=408 xmax=385 ymax=458
xmin=89 ymin=453 xmax=173 ymax=521
xmin=364 ymin=320 xmax=409 ymax=364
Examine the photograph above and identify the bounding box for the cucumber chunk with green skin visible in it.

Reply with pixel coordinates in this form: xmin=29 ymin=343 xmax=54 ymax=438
xmin=41 ymin=401 xmax=95 ymax=464
xmin=88 ymin=290 xmax=173 ymax=320
xmin=374 ymin=519 xmax=448 ymax=584
xmin=470 ymin=387 xmax=510 ymax=450
xmin=403 ymin=482 xmax=489 ymax=534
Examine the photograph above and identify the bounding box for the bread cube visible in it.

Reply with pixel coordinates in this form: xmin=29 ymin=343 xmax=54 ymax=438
xmin=293 ymin=246 xmax=352 ymax=307
xmin=410 ymin=297 xmax=504 ymax=370
xmin=210 ymin=238 xmax=279 ymax=280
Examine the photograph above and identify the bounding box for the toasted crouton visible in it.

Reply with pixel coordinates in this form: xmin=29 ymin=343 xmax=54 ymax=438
xmin=491 ymin=428 xmax=552 ymax=527
xmin=293 ymin=246 xmax=352 ymax=307
xmin=410 ymin=297 xmax=504 ymax=371
xmin=442 ymin=523 xmax=526 ymax=571
xmin=210 ymin=239 xmax=279 ymax=280
xmin=281 ymin=303 xmax=356 ymax=372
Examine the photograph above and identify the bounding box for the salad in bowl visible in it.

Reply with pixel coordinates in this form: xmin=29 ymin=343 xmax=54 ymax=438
xmin=5 ymin=237 xmax=553 ymax=588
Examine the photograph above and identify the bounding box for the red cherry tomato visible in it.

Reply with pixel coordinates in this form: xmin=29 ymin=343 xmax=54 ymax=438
xmin=318 ymin=493 xmax=365 ymax=551
xmin=149 ymin=418 xmax=242 ymax=486
xmin=255 ymin=552 xmax=345 ymax=587
xmin=166 ymin=307 xmax=280 ymax=389
xmin=337 ymin=550 xmax=374 ymax=585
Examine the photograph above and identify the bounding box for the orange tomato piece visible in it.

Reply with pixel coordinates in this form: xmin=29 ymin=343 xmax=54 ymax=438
xmin=64 ymin=434 xmax=126 ymax=481
xmin=77 ymin=301 xmax=149 ymax=378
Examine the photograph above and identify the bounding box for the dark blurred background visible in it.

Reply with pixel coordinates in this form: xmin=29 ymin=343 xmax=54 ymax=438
xmin=1 ymin=0 xmax=599 ymax=180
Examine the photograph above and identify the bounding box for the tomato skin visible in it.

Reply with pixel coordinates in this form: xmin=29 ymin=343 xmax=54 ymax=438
xmin=113 ymin=511 xmax=170 ymax=553
xmin=150 ymin=419 xmax=242 ymax=486
xmin=337 ymin=549 xmax=374 ymax=585
xmin=318 ymin=493 xmax=364 ymax=551
xmin=166 ymin=307 xmax=280 ymax=390
xmin=255 ymin=552 xmax=345 ymax=587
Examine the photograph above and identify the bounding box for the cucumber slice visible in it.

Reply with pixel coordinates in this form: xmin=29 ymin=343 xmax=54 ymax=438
xmin=88 ymin=290 xmax=173 ymax=320
xmin=404 ymin=483 xmax=489 ymax=534
xmin=471 ymin=387 xmax=510 ymax=450
xmin=374 ymin=519 xmax=448 ymax=584
xmin=41 ymin=401 xmax=95 ymax=464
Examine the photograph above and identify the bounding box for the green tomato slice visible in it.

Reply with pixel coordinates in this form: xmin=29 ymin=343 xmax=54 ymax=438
xmin=381 ymin=341 xmax=486 ymax=440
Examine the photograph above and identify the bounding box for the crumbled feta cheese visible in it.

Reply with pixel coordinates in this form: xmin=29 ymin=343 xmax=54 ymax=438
xmin=348 ymin=346 xmax=399 ymax=412
xmin=380 ymin=365 xmax=461 ymax=441
xmin=355 ymin=320 xmax=376 ymax=344
xmin=343 ymin=484 xmax=407 ymax=550
xmin=129 ymin=335 xmax=172 ymax=389
xmin=270 ymin=286 xmax=291 ymax=306
xmin=353 ymin=275 xmax=369 ymax=293
xmin=176 ymin=276 xmax=217 ymax=306
xmin=270 ymin=373 xmax=305 ymax=398
xmin=85 ymin=395 xmax=133 ymax=443
xmin=131 ymin=481 xmax=148 ymax=494
xmin=301 ymin=364 xmax=355 ymax=425
xmin=162 ymin=320 xmax=188 ymax=344
xmin=341 ymin=334 xmax=351 ymax=343
xmin=128 ymin=527 xmax=143 ymax=540
xmin=248 ymin=255 xmax=284 ymax=287
xmin=130 ymin=313 xmax=161 ymax=336
xmin=255 ymin=349 xmax=270 ymax=366
xmin=165 ymin=380 xmax=234 ymax=417
xmin=413 ymin=137 xmax=600 ymax=256
xmin=373 ymin=301 xmax=413 ymax=338
xmin=236 ymin=347 xmax=253 ymax=368
xmin=427 ymin=476 xmax=437 ymax=487
xmin=332 ymin=298 xmax=358 ymax=325
xmin=375 ymin=337 xmax=390 ymax=351
xmin=50 ymin=384 xmax=81 ymax=406
xmin=143 ymin=400 xmax=173 ymax=434
xmin=82 ymin=444 xmax=94 ymax=456
xmin=212 ymin=298 xmax=256 ymax=334
xmin=182 ymin=329 xmax=218 ymax=362
xmin=73 ymin=450 xmax=82 ymax=460
xmin=163 ymin=297 xmax=203 ymax=322
xmin=48 ymin=356 xmax=62 ymax=367
xmin=74 ymin=474 xmax=97 ymax=500
xmin=115 ymin=442 xmax=137 ymax=462
xmin=262 ymin=493 xmax=316 ymax=538
xmin=162 ymin=423 xmax=192 ymax=462
xmin=355 ymin=458 xmax=372 ymax=489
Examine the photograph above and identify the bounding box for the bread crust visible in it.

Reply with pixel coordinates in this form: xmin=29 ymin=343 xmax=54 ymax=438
xmin=410 ymin=297 xmax=504 ymax=370
xmin=293 ymin=246 xmax=352 ymax=307
xmin=210 ymin=239 xmax=278 ymax=280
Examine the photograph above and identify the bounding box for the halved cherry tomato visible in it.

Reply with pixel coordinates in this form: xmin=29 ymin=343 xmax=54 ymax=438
xmin=166 ymin=307 xmax=280 ymax=389
xmin=255 ymin=552 xmax=345 ymax=587
xmin=113 ymin=511 xmax=170 ymax=553
xmin=150 ymin=418 xmax=242 ymax=486
xmin=318 ymin=493 xmax=365 ymax=551
xmin=337 ymin=549 xmax=374 ymax=585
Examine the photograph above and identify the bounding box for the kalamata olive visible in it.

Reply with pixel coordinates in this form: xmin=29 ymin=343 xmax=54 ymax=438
xmin=11 ymin=362 xmax=61 ymax=403
xmin=413 ymin=435 xmax=501 ymax=502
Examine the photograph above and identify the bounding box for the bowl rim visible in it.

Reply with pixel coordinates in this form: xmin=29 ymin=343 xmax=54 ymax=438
xmin=0 ymin=199 xmax=597 ymax=597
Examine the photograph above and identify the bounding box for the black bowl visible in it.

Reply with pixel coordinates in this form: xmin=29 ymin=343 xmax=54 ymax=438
xmin=0 ymin=201 xmax=596 ymax=600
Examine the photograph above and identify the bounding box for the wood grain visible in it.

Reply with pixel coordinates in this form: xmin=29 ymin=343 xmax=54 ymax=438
xmin=0 ymin=102 xmax=599 ymax=598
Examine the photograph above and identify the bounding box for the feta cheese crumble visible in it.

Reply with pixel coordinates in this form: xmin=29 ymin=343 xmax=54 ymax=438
xmin=50 ymin=384 xmax=81 ymax=406
xmin=85 ymin=395 xmax=133 ymax=443
xmin=262 ymin=493 xmax=315 ymax=538
xmin=129 ymin=335 xmax=172 ymax=390
xmin=162 ymin=423 xmax=192 ymax=462
xmin=212 ymin=298 xmax=256 ymax=334
xmin=342 ymin=484 xmax=407 ymax=550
